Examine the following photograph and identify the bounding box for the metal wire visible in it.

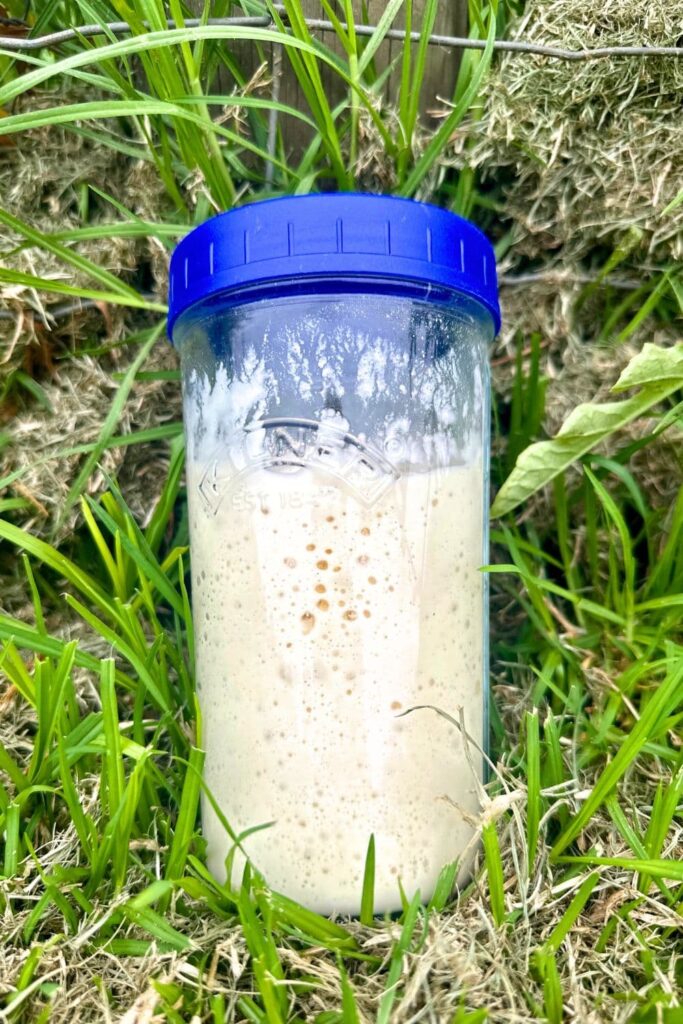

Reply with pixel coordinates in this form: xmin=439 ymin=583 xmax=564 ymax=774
xmin=0 ymin=10 xmax=681 ymax=60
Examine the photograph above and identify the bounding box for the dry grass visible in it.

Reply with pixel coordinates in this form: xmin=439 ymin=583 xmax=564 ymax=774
xmin=0 ymin=92 xmax=179 ymax=535
xmin=457 ymin=0 xmax=683 ymax=499
xmin=461 ymin=0 xmax=683 ymax=265
xmin=5 ymin=347 xmax=180 ymax=533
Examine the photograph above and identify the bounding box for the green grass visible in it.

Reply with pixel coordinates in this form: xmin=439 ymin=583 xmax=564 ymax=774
xmin=0 ymin=0 xmax=498 ymax=218
xmin=1 ymin=1 xmax=683 ymax=1020
xmin=1 ymin=347 xmax=680 ymax=1017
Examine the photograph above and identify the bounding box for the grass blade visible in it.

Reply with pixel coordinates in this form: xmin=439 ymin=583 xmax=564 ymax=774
xmin=0 ymin=266 xmax=163 ymax=309
xmin=551 ymin=654 xmax=683 ymax=858
xmin=266 ymin=890 xmax=357 ymax=951
xmin=0 ymin=519 xmax=111 ymax=615
xmin=427 ymin=860 xmax=458 ymax=913
xmin=583 ymin=466 xmax=636 ymax=635
xmin=59 ymin=325 xmax=162 ymax=525
xmin=542 ymin=873 xmax=599 ymax=954
xmin=3 ymin=801 xmax=20 ymax=876
xmin=640 ymin=767 xmax=683 ymax=894
xmin=122 ymin=902 xmax=192 ymax=952
xmin=357 ymin=0 xmax=404 ymax=77
xmin=399 ymin=6 xmax=496 ymax=196
xmin=558 ymin=856 xmax=683 ymax=882
xmin=0 ymin=206 xmax=143 ymax=300
xmin=85 ymin=492 xmax=186 ymax=619
xmin=526 ymin=711 xmax=541 ymax=872
xmin=57 ymin=734 xmax=95 ymax=859
xmin=21 ymin=555 xmax=46 ymax=637
xmin=359 ymin=833 xmax=375 ymax=926
xmin=100 ymin=659 xmax=125 ymax=822
xmin=164 ymin=746 xmax=204 ymax=885
xmin=482 ymin=821 xmax=505 ymax=927
xmin=376 ymin=889 xmax=423 ymax=1024
xmin=145 ymin=434 xmax=185 ymax=556
xmin=30 ymin=643 xmax=77 ymax=777
xmin=339 ymin=960 xmax=360 ymax=1024
xmin=537 ymin=950 xmax=563 ymax=1024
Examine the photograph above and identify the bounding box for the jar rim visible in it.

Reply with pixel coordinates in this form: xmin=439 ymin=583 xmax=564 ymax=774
xmin=170 ymin=273 xmax=497 ymax=345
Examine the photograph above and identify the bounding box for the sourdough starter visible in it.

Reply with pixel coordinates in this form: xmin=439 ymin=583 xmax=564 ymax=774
xmin=188 ymin=459 xmax=484 ymax=914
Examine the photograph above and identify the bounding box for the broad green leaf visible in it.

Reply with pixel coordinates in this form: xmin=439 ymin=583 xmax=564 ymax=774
xmin=611 ymin=340 xmax=683 ymax=391
xmin=492 ymin=343 xmax=683 ymax=517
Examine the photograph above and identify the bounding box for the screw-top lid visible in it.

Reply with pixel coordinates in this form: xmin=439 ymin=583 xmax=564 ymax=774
xmin=168 ymin=193 xmax=500 ymax=336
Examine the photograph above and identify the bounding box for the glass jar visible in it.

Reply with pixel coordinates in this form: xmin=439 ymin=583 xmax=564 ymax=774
xmin=169 ymin=194 xmax=500 ymax=915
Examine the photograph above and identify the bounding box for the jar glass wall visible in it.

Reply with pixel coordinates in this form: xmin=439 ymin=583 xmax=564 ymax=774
xmin=173 ymin=284 xmax=492 ymax=914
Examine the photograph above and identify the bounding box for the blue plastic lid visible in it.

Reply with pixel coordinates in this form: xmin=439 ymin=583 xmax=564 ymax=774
xmin=168 ymin=193 xmax=500 ymax=336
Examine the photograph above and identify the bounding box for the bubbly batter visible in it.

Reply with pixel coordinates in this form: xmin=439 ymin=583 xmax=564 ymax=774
xmin=188 ymin=459 xmax=484 ymax=914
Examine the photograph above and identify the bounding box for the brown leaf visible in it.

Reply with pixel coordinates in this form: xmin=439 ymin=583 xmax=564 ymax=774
xmin=22 ymin=322 xmax=57 ymax=378
xmin=0 ymin=6 xmax=29 ymax=38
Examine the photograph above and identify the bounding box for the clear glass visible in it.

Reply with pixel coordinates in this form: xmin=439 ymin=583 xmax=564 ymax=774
xmin=175 ymin=286 xmax=492 ymax=915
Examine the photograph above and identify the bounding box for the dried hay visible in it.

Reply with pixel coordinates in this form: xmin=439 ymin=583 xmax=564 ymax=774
xmin=481 ymin=0 xmax=683 ymax=499
xmin=461 ymin=0 xmax=683 ymax=265
xmin=1 ymin=93 xmax=137 ymax=354
xmin=6 ymin=347 xmax=179 ymax=534
xmin=0 ymin=90 xmax=178 ymax=536
xmin=458 ymin=0 xmax=683 ymax=508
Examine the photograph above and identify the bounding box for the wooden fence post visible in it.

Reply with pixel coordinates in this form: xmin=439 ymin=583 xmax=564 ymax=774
xmin=191 ymin=2 xmax=467 ymax=156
